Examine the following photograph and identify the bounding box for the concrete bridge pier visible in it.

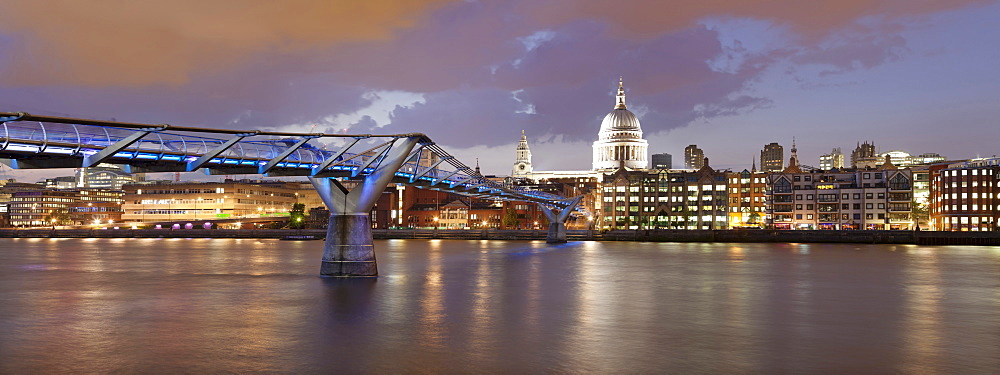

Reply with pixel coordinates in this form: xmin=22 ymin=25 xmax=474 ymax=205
xmin=538 ymin=196 xmax=583 ymax=243
xmin=310 ymin=137 xmax=419 ymax=277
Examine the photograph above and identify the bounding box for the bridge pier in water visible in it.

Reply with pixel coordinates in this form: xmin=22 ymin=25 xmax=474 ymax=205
xmin=310 ymin=137 xmax=419 ymax=277
xmin=538 ymin=196 xmax=583 ymax=243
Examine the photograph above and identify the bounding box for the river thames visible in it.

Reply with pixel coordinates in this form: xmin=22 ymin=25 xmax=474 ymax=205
xmin=0 ymin=238 xmax=997 ymax=373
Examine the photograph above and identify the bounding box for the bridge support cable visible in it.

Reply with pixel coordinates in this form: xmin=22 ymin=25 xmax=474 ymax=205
xmin=82 ymin=125 xmax=168 ymax=168
xmin=258 ymin=135 xmax=320 ymax=174
xmin=311 ymin=137 xmax=364 ymax=176
xmin=309 ymin=136 xmax=419 ymax=277
xmin=538 ymin=196 xmax=584 ymax=243
xmin=187 ymin=132 xmax=258 ymax=171
xmin=448 ymin=175 xmax=478 ymax=189
xmin=431 ymin=168 xmax=463 ymax=186
xmin=352 ymin=140 xmax=395 ymax=178
xmin=409 ymin=158 xmax=448 ymax=183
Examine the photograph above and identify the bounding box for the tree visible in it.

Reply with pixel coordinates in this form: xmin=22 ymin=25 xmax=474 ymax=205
xmin=502 ymin=207 xmax=519 ymax=229
xmin=289 ymin=203 xmax=306 ymax=229
xmin=44 ymin=208 xmax=72 ymax=227
xmin=748 ymin=212 xmax=761 ymax=226
xmin=911 ymin=202 xmax=929 ymax=229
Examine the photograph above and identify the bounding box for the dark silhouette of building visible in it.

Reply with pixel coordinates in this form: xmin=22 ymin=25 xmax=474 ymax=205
xmin=651 ymin=153 xmax=672 ymax=169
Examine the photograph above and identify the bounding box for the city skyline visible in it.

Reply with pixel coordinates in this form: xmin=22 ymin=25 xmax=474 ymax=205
xmin=2 ymin=0 xmax=998 ymax=182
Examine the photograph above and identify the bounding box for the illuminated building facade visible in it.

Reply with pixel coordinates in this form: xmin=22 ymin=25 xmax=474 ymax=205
xmin=819 ymin=148 xmax=845 ymax=170
xmin=592 ymin=78 xmax=648 ymax=170
xmin=766 ymin=157 xmax=913 ymax=230
xmin=121 ymin=180 xmax=311 ymax=223
xmin=929 ymin=158 xmax=1000 ymax=231
xmin=727 ymin=169 xmax=768 ymax=228
xmin=601 ymin=159 xmax=728 ymax=230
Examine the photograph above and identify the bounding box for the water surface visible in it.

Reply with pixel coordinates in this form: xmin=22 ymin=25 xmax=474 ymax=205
xmin=1 ymin=238 xmax=998 ymax=373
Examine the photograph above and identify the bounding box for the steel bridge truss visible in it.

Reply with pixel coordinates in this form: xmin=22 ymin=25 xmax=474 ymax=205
xmin=0 ymin=112 xmax=570 ymax=206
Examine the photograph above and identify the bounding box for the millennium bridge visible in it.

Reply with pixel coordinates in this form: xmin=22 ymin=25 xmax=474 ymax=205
xmin=0 ymin=112 xmax=581 ymax=277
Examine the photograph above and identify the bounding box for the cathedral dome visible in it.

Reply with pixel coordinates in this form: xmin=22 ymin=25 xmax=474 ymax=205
xmin=592 ymin=78 xmax=648 ymax=170
xmin=599 ymin=108 xmax=641 ymax=133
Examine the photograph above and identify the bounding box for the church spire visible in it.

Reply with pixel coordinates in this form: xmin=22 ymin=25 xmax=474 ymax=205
xmin=789 ymin=137 xmax=798 ymax=167
xmin=615 ymin=76 xmax=627 ymax=109
xmin=475 ymin=158 xmax=481 ymax=175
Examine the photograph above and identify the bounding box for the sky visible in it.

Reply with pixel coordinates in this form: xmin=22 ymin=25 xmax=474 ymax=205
xmin=2 ymin=0 xmax=998 ymax=182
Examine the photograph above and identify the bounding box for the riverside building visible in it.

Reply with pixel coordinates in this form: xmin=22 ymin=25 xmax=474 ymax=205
xmin=601 ymin=158 xmax=728 ymax=230
xmin=766 ymin=155 xmax=913 ymax=230
xmin=727 ymin=166 xmax=768 ymax=228
xmin=929 ymin=158 xmax=1000 ymax=231
xmin=121 ymin=180 xmax=317 ymax=224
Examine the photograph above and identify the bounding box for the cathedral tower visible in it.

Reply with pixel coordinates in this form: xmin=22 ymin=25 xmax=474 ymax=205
xmin=512 ymin=130 xmax=533 ymax=177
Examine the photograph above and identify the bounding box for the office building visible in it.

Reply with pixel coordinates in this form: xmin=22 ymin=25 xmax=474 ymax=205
xmin=760 ymin=142 xmax=784 ymax=172
xmin=684 ymin=145 xmax=705 ymax=170
xmin=651 ymin=153 xmax=672 ymax=169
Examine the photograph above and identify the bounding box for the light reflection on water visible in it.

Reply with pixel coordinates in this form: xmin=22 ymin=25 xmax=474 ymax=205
xmin=0 ymin=238 xmax=998 ymax=373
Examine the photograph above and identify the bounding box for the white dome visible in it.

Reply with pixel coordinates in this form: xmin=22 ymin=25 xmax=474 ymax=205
xmin=592 ymin=78 xmax=648 ymax=170
xmin=598 ymin=108 xmax=643 ymax=140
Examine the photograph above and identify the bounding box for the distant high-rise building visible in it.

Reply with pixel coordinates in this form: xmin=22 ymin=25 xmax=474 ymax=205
xmin=684 ymin=145 xmax=705 ymax=169
xmin=819 ymin=147 xmax=845 ymax=170
xmin=760 ymin=142 xmax=784 ymax=172
xmin=851 ymin=141 xmax=878 ymax=168
xmin=651 ymin=153 xmax=672 ymax=169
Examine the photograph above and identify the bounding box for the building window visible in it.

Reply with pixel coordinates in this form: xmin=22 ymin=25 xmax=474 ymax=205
xmin=774 ymin=178 xmax=791 ymax=193
xmin=889 ymin=174 xmax=911 ymax=190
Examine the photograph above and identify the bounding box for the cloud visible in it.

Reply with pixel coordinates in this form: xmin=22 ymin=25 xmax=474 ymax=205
xmin=522 ymin=0 xmax=990 ymax=40
xmin=0 ymin=0 xmax=992 ymax=179
xmin=0 ymin=0 xmax=457 ymax=86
